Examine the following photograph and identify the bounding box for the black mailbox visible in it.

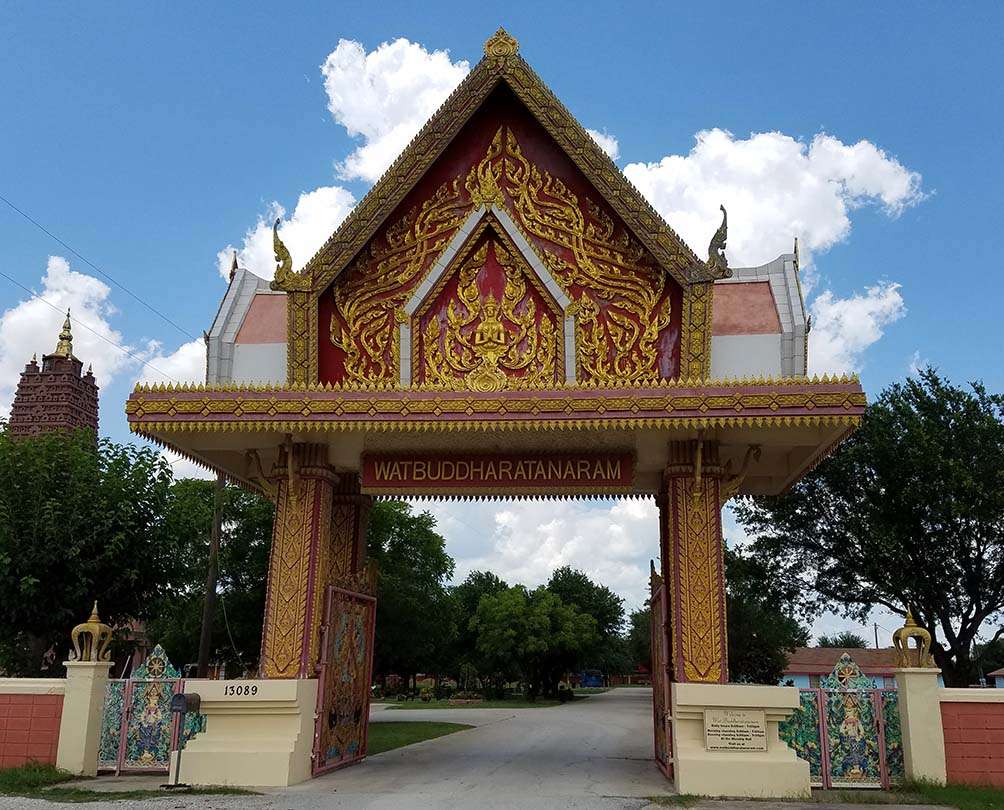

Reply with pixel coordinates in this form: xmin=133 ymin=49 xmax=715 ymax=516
xmin=170 ymin=692 xmax=201 ymax=714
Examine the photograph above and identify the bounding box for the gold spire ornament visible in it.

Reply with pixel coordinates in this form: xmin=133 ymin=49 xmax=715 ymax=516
xmin=53 ymin=309 xmax=74 ymax=358
xmin=484 ymin=27 xmax=519 ymax=64
xmin=69 ymin=601 xmax=113 ymax=662
xmin=892 ymin=609 xmax=935 ymax=668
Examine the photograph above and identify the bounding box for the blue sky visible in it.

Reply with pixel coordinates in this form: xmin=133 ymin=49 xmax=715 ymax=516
xmin=2 ymin=3 xmax=1002 ymax=638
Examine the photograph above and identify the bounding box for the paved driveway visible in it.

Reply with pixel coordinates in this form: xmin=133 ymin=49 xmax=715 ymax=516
xmin=288 ymin=686 xmax=670 ymax=808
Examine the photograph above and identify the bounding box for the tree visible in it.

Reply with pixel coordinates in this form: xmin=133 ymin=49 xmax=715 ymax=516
xmin=626 ymin=607 xmax=651 ymax=673
xmin=447 ymin=570 xmax=508 ymax=685
xmin=472 ymin=585 xmax=597 ymax=698
xmin=725 ymin=549 xmax=810 ymax=684
xmin=546 ymin=566 xmax=625 ymax=674
xmin=146 ymin=480 xmax=274 ymax=674
xmin=817 ymin=632 xmax=868 ymax=649
xmin=0 ymin=428 xmax=175 ymax=675
xmin=734 ymin=369 xmax=1004 ymax=686
xmin=367 ymin=501 xmax=454 ymax=685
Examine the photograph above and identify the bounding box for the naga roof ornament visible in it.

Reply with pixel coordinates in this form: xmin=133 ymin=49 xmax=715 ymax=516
xmin=707 ymin=205 xmax=731 ymax=279
xmin=270 ymin=217 xmax=310 ymax=291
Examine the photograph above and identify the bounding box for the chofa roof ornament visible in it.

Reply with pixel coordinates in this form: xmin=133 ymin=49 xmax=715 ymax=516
xmin=707 ymin=205 xmax=731 ymax=279
xmin=270 ymin=218 xmax=310 ymax=292
xmin=69 ymin=601 xmax=113 ymax=663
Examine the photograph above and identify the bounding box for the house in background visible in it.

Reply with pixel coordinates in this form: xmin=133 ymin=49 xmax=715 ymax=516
xmin=783 ymin=648 xmax=899 ymax=689
xmin=990 ymin=667 xmax=1004 ymax=688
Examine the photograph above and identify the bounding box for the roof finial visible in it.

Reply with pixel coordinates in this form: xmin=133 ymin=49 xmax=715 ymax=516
xmin=53 ymin=308 xmax=73 ymax=358
xmin=229 ymin=250 xmax=239 ymax=282
xmin=707 ymin=205 xmax=731 ymax=279
xmin=484 ymin=27 xmax=519 ymax=63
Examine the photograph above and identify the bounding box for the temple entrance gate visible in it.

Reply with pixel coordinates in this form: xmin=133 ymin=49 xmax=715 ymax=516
xmin=125 ymin=28 xmax=865 ymax=797
xmin=649 ymin=562 xmax=672 ymax=778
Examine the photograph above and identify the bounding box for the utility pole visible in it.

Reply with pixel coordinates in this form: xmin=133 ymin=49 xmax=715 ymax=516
xmin=874 ymin=622 xmax=879 ymax=649
xmin=196 ymin=473 xmax=226 ymax=678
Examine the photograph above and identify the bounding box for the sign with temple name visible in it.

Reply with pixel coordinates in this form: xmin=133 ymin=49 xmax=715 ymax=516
xmin=360 ymin=452 xmax=633 ymax=495
xmin=704 ymin=709 xmax=767 ymax=752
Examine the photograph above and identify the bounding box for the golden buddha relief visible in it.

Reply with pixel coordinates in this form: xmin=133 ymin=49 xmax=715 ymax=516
xmin=420 ymin=239 xmax=559 ymax=391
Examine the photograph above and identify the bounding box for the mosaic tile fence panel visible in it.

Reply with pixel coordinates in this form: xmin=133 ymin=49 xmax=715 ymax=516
xmin=779 ymin=687 xmax=904 ymax=789
xmin=98 ymin=646 xmax=207 ymax=774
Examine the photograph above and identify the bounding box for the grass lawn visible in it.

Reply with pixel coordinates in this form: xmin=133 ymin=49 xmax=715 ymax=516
xmin=0 ymin=762 xmax=254 ymax=803
xmin=367 ymin=721 xmax=472 ymax=754
xmin=650 ymin=780 xmax=1004 ymax=808
xmin=387 ymin=698 xmax=565 ymax=709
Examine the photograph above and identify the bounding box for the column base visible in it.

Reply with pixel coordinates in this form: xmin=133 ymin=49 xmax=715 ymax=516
xmin=56 ymin=661 xmax=112 ymax=776
xmin=171 ymin=679 xmax=317 ymax=788
xmin=671 ymin=683 xmax=810 ymax=799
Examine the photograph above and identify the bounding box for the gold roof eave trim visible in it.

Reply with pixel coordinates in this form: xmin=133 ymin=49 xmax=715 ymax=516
xmin=291 ymin=33 xmax=710 ymax=298
xmin=131 ymin=372 xmax=861 ymax=394
xmin=130 ymin=414 xmax=862 ymax=435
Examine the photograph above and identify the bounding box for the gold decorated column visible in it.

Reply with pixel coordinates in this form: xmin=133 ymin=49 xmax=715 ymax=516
xmin=258 ymin=443 xmax=372 ymax=679
xmin=659 ymin=439 xmax=728 ymax=683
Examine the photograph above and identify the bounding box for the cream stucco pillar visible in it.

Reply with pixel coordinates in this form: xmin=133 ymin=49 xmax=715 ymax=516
xmin=671 ymin=682 xmax=810 ymax=798
xmin=55 ymin=661 xmax=111 ymax=776
xmin=896 ymin=667 xmax=947 ymax=785
xmin=172 ymin=678 xmax=318 ymax=787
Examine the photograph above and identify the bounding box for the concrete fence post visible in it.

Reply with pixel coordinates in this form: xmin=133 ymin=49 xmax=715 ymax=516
xmin=55 ymin=661 xmax=111 ymax=776
xmin=896 ymin=667 xmax=947 ymax=785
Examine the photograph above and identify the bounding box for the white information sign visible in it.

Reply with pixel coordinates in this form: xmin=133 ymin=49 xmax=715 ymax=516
xmin=704 ymin=708 xmax=767 ymax=751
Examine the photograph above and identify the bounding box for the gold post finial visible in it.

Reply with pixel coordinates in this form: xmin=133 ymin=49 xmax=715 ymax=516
xmin=69 ymin=600 xmax=113 ymax=663
xmin=53 ymin=309 xmax=73 ymax=358
xmin=484 ymin=27 xmax=519 ymax=62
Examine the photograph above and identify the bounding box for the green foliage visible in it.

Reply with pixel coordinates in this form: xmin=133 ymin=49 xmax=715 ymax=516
xmin=734 ymin=369 xmax=1004 ymax=686
xmin=145 ymin=480 xmax=274 ymax=673
xmin=0 ymin=428 xmax=175 ymax=675
xmin=817 ymin=632 xmax=869 ymax=649
xmin=546 ymin=566 xmax=629 ymax=675
xmin=472 ymin=584 xmax=598 ymax=698
xmin=725 ymin=548 xmax=810 ymax=684
xmin=368 ymin=501 xmax=455 ymax=682
xmin=626 ymin=606 xmax=651 ymax=672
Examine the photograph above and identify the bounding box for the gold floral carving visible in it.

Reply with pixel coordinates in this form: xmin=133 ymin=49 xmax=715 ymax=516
xmin=421 ymin=239 xmax=558 ymax=391
xmin=260 ymin=475 xmax=319 ymax=678
xmin=327 ymin=126 xmax=675 ymax=387
xmin=664 ymin=443 xmax=727 ymax=683
xmin=328 ymin=180 xmax=471 ymax=384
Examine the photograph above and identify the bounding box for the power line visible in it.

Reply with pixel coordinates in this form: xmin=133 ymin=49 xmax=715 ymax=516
xmin=0 ymin=268 xmax=179 ymax=382
xmin=0 ymin=191 xmax=197 ymax=340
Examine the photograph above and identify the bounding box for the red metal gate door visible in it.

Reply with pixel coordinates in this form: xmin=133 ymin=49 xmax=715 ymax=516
xmin=650 ymin=562 xmax=673 ymax=778
xmin=313 ymin=585 xmax=377 ymax=776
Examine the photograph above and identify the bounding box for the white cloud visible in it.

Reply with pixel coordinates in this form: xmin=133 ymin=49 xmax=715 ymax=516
xmin=586 ymin=128 xmax=620 ymax=160
xmin=419 ymin=497 xmax=659 ymax=612
xmin=322 ymin=38 xmax=470 ymax=183
xmin=624 ymin=128 xmax=923 ymax=270
xmin=808 ymin=282 xmax=906 ymax=374
xmin=137 ymin=338 xmax=207 ymax=385
xmin=217 ymin=185 xmax=356 ymax=281
xmin=907 ymin=349 xmax=928 ymax=376
xmin=0 ymin=257 xmax=138 ymax=414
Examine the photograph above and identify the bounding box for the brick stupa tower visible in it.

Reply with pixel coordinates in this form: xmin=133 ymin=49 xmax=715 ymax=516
xmin=8 ymin=310 xmax=99 ymax=438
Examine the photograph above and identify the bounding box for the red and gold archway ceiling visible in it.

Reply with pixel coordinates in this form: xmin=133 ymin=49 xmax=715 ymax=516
xmin=324 ymin=126 xmax=679 ymax=390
